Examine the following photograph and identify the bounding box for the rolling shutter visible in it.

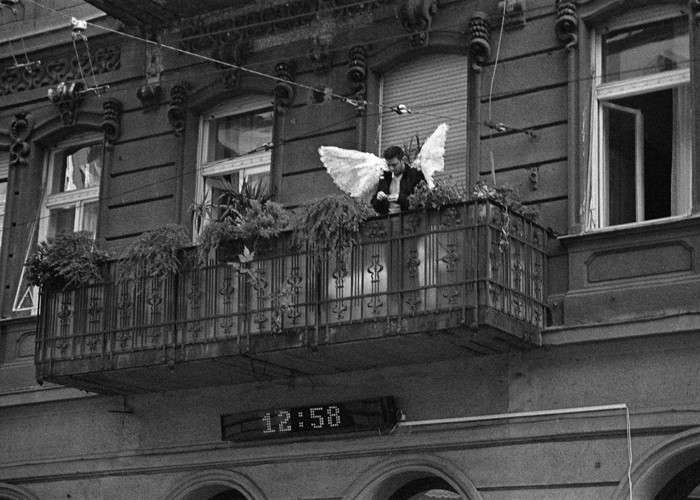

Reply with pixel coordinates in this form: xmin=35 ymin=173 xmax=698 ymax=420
xmin=380 ymin=53 xmax=469 ymax=185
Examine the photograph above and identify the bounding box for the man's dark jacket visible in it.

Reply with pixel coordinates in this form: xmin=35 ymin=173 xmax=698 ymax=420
xmin=370 ymin=165 xmax=425 ymax=215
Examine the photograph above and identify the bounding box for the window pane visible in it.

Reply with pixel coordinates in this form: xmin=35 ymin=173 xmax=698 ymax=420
xmin=58 ymin=144 xmax=103 ymax=192
xmin=604 ymin=105 xmax=638 ymax=225
xmin=206 ymin=109 xmax=273 ymax=163
xmin=603 ymin=17 xmax=688 ymax=82
xmin=604 ymin=89 xmax=675 ymax=225
xmin=82 ymin=201 xmax=99 ymax=235
xmin=48 ymin=207 xmax=76 ymax=238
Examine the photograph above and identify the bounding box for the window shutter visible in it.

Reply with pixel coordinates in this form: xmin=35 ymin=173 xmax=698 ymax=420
xmin=380 ymin=54 xmax=468 ymax=185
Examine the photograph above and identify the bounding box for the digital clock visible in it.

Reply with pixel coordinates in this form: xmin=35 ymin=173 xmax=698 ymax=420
xmin=221 ymin=396 xmax=398 ymax=442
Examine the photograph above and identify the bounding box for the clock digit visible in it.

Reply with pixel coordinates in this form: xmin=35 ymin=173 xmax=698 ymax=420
xmin=309 ymin=407 xmax=324 ymax=428
xmin=262 ymin=412 xmax=275 ymax=434
xmin=279 ymin=410 xmax=292 ymax=432
xmin=326 ymin=405 xmax=341 ymax=427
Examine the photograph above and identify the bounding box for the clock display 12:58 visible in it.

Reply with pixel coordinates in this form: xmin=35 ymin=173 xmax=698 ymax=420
xmin=262 ymin=405 xmax=343 ymax=434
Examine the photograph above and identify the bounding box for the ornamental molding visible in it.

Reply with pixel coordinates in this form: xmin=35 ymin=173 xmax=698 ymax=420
xmin=178 ymin=0 xmax=390 ymax=54
xmin=0 ymin=46 xmax=120 ymax=97
xmin=9 ymin=112 xmax=34 ymax=168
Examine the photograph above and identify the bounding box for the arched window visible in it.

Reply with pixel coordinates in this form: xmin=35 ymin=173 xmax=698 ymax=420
xmin=380 ymin=53 xmax=468 ymax=185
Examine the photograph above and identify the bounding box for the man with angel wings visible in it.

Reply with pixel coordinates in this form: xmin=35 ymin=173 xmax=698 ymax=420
xmin=318 ymin=123 xmax=449 ymax=214
xmin=370 ymin=145 xmax=425 ymax=214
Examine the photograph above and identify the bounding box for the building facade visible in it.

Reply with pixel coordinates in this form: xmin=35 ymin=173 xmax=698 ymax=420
xmin=2 ymin=0 xmax=700 ymax=498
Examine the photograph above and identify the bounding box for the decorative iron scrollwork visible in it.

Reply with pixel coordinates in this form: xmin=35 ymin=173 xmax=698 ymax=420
xmin=397 ymin=0 xmax=438 ymax=47
xmin=468 ymin=12 xmax=491 ymax=72
xmin=47 ymin=81 xmax=85 ymax=126
xmin=9 ymin=112 xmax=33 ymax=168
xmin=274 ymin=61 xmax=295 ymax=110
xmin=167 ymin=83 xmax=188 ymax=136
xmin=555 ymin=0 xmax=578 ymax=51
xmin=102 ymin=98 xmax=122 ymax=150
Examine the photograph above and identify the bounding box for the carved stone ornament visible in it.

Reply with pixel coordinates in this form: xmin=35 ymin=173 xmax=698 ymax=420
xmin=167 ymin=83 xmax=189 ymax=136
xmin=0 ymin=46 xmax=120 ymax=98
xmin=397 ymin=0 xmax=438 ymax=47
xmin=555 ymin=0 xmax=578 ymax=50
xmin=9 ymin=112 xmax=34 ymax=168
xmin=498 ymin=0 xmax=526 ymax=30
xmin=274 ymin=61 xmax=295 ymax=110
xmin=468 ymin=12 xmax=491 ymax=72
xmin=212 ymin=33 xmax=251 ymax=89
xmin=136 ymin=83 xmax=163 ymax=111
xmin=47 ymin=81 xmax=86 ymax=126
xmin=347 ymin=46 xmax=368 ymax=101
xmin=102 ymin=98 xmax=122 ymax=150
xmin=309 ymin=34 xmax=334 ymax=73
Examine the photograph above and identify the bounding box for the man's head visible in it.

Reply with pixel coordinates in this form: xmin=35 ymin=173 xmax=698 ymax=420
xmin=382 ymin=146 xmax=406 ymax=176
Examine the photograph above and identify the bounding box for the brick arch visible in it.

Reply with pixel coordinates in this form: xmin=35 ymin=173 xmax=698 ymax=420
xmin=342 ymin=454 xmax=483 ymax=500
xmin=166 ymin=469 xmax=267 ymax=500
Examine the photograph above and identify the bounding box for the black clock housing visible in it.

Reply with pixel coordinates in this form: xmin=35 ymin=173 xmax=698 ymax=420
xmin=221 ymin=396 xmax=399 ymax=442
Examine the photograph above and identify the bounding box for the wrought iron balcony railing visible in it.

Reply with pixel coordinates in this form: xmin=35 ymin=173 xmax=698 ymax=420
xmin=36 ymin=200 xmax=548 ymax=394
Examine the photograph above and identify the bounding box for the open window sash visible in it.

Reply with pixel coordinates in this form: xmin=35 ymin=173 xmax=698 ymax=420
xmin=600 ymin=101 xmax=644 ymax=226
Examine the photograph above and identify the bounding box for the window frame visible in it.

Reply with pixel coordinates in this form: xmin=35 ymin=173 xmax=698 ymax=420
xmin=195 ymin=96 xmax=274 ymax=235
xmin=38 ymin=133 xmax=104 ymax=242
xmin=585 ymin=6 xmax=692 ymax=230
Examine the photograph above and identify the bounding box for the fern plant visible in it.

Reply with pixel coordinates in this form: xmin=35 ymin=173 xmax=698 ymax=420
xmin=117 ymin=224 xmax=193 ymax=280
xmin=293 ymin=194 xmax=373 ymax=267
xmin=26 ymin=232 xmax=112 ymax=291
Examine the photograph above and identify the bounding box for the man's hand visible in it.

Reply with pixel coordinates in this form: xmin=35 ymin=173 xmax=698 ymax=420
xmin=376 ymin=191 xmax=388 ymax=201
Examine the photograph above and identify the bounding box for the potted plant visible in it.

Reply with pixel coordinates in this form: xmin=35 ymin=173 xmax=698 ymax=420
xmin=26 ymin=231 xmax=112 ymax=292
xmin=117 ymin=223 xmax=193 ymax=281
xmin=196 ymin=179 xmax=289 ymax=263
xmin=293 ymin=193 xmax=373 ymax=269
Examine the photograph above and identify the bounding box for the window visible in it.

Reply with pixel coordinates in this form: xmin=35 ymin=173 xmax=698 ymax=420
xmin=587 ymin=12 xmax=691 ymax=229
xmin=196 ymin=96 xmax=274 ymax=226
xmin=39 ymin=136 xmax=103 ymax=240
xmin=380 ymin=53 xmax=467 ymax=184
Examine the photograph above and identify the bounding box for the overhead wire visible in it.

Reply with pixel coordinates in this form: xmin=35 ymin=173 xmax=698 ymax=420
xmin=1 ymin=0 xmax=694 ymax=237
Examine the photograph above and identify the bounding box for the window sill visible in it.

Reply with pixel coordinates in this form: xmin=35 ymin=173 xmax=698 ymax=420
xmin=559 ymin=213 xmax=700 ymax=246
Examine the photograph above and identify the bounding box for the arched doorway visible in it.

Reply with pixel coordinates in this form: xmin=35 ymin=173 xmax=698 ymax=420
xmin=654 ymin=461 xmax=700 ymax=500
xmin=343 ymin=455 xmax=482 ymax=500
xmin=166 ymin=470 xmax=266 ymax=500
xmin=389 ymin=476 xmax=461 ymax=500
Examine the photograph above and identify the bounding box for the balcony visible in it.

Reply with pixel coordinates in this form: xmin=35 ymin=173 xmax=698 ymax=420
xmin=36 ymin=200 xmax=548 ymax=394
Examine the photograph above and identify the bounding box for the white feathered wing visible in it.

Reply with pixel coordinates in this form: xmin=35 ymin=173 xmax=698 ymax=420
xmin=412 ymin=123 xmax=449 ymax=188
xmin=318 ymin=146 xmax=386 ymax=201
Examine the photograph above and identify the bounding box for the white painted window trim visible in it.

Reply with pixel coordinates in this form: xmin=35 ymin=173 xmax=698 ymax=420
xmin=37 ymin=134 xmax=102 ymax=243
xmin=587 ymin=10 xmax=692 ymax=230
xmin=194 ymin=97 xmax=273 ymax=239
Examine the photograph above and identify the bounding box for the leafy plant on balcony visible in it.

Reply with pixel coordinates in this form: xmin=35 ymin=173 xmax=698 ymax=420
xmin=25 ymin=231 xmax=112 ymax=292
xmin=293 ymin=194 xmax=373 ymax=268
xmin=408 ymin=177 xmax=468 ymax=210
xmin=195 ymin=179 xmax=288 ymax=262
xmin=117 ymin=224 xmax=193 ymax=280
xmin=197 ymin=199 xmax=290 ymax=262
xmin=473 ymin=181 xmax=539 ymax=222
